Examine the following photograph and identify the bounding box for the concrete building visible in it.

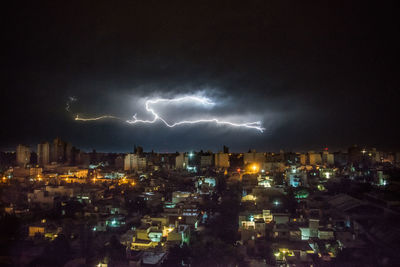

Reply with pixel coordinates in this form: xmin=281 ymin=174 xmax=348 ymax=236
xmin=244 ymin=150 xmax=266 ymax=165
xmin=286 ymin=166 xmax=307 ymax=187
xmin=37 ymin=142 xmax=50 ymax=166
xmin=322 ymin=151 xmax=334 ymax=166
xmin=29 ymin=167 xmax=43 ymax=177
xmin=308 ymin=152 xmax=322 ymax=165
xmin=124 ymin=154 xmax=135 ymax=171
xmin=200 ymin=154 xmax=213 ymax=168
xmin=49 ymin=137 xmax=72 ymax=163
xmin=172 ymin=191 xmax=193 ymax=204
xmin=51 ymin=137 xmax=65 ymax=163
xmin=348 ymin=145 xmax=362 ymax=164
xmin=239 ymin=212 xmax=268 ymax=241
xmin=65 ymin=142 xmax=73 ymax=163
xmin=167 ymin=224 xmax=190 ymax=245
xmin=28 ymin=186 xmax=74 ymax=209
xmin=16 ymin=144 xmax=30 ymax=167
xmin=262 ymin=162 xmax=285 ymax=173
xmin=124 ymin=154 xmax=147 ymax=171
xmin=115 ymin=155 xmax=125 ymax=170
xmin=175 ymin=153 xmax=188 ymax=170
xmin=214 ymin=152 xmax=230 ymax=168
xmin=300 ymin=154 xmax=306 ymax=165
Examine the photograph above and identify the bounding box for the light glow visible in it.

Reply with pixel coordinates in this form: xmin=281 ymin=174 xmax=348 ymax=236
xmin=74 ymin=95 xmax=265 ymax=132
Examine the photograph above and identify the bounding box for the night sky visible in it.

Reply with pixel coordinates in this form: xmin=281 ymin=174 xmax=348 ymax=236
xmin=3 ymin=1 xmax=399 ymax=152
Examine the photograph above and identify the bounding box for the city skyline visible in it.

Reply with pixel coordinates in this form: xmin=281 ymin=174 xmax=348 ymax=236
xmin=3 ymin=139 xmax=398 ymax=154
xmin=2 ymin=2 xmax=399 ymax=266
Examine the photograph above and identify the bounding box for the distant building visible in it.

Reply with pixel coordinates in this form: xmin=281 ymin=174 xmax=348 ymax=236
xmin=284 ymin=152 xmax=300 ymax=165
xmin=300 ymin=154 xmax=307 ymax=165
xmin=200 ymin=154 xmax=213 ymax=168
xmin=124 ymin=154 xmax=135 ymax=171
xmin=65 ymin=142 xmax=72 ymax=163
xmin=286 ymin=165 xmax=307 ymax=187
xmin=262 ymin=162 xmax=285 ymax=173
xmin=124 ymin=154 xmax=147 ymax=171
xmin=37 ymin=142 xmax=50 ymax=166
xmin=51 ymin=137 xmax=63 ymax=162
xmin=30 ymin=167 xmax=43 ymax=177
xmin=308 ymin=152 xmax=322 ymax=165
xmin=16 ymin=144 xmax=30 ymax=167
xmin=170 ymin=191 xmax=201 ymax=206
xmin=28 ymin=186 xmax=74 ymax=209
xmin=175 ymin=153 xmax=188 ymax=170
xmin=396 ymin=152 xmax=400 ymax=168
xmin=348 ymin=145 xmax=362 ymax=164
xmin=115 ymin=155 xmax=125 ymax=170
xmin=49 ymin=137 xmax=73 ymax=163
xmin=214 ymin=152 xmax=230 ymax=168
xmin=322 ymin=151 xmax=334 ymax=166
xmin=244 ymin=150 xmax=265 ymax=165
xmin=79 ymin=152 xmax=91 ymax=167
xmin=333 ymin=151 xmax=348 ymax=166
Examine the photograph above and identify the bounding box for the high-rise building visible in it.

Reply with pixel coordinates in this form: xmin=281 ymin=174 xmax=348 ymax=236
xmin=49 ymin=137 xmax=73 ymax=163
xmin=322 ymin=151 xmax=334 ymax=166
xmin=175 ymin=153 xmax=189 ymax=170
xmin=51 ymin=137 xmax=65 ymax=163
xmin=200 ymin=154 xmax=213 ymax=167
xmin=286 ymin=165 xmax=307 ymax=187
xmin=243 ymin=150 xmax=266 ymax=165
xmin=37 ymin=142 xmax=50 ymax=166
xmin=124 ymin=154 xmax=147 ymax=171
xmin=299 ymin=154 xmax=307 ymax=165
xmin=124 ymin=154 xmax=134 ymax=171
xmin=348 ymin=145 xmax=362 ymax=164
xmin=16 ymin=144 xmax=30 ymax=167
xmin=65 ymin=142 xmax=72 ymax=163
xmin=308 ymin=151 xmax=322 ymax=165
xmin=115 ymin=155 xmax=125 ymax=170
xmin=214 ymin=152 xmax=230 ymax=168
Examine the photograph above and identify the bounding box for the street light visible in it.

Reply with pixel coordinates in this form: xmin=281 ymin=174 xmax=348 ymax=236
xmin=252 ymin=165 xmax=258 ymax=172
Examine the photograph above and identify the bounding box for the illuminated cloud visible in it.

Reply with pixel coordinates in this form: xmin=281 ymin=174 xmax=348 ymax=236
xmin=73 ymin=95 xmax=265 ymax=132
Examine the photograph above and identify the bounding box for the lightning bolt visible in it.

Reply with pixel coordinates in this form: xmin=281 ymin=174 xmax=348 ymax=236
xmin=74 ymin=114 xmax=122 ymax=121
xmin=74 ymin=96 xmax=265 ymax=132
xmin=66 ymin=96 xmax=77 ymax=112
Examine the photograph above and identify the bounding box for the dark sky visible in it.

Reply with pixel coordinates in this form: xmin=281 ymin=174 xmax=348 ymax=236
xmin=3 ymin=1 xmax=399 ymax=152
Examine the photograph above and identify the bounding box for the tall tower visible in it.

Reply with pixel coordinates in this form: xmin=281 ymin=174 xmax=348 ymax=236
xmin=51 ymin=137 xmax=67 ymax=163
xmin=37 ymin=142 xmax=50 ymax=166
xmin=65 ymin=142 xmax=72 ymax=164
xmin=16 ymin=144 xmax=30 ymax=167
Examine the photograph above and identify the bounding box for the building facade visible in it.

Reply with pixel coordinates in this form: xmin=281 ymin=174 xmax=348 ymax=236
xmin=37 ymin=142 xmax=50 ymax=166
xmin=16 ymin=144 xmax=30 ymax=167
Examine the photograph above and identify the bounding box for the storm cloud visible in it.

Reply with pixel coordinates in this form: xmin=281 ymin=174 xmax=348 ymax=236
xmin=2 ymin=1 xmax=398 ymax=152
